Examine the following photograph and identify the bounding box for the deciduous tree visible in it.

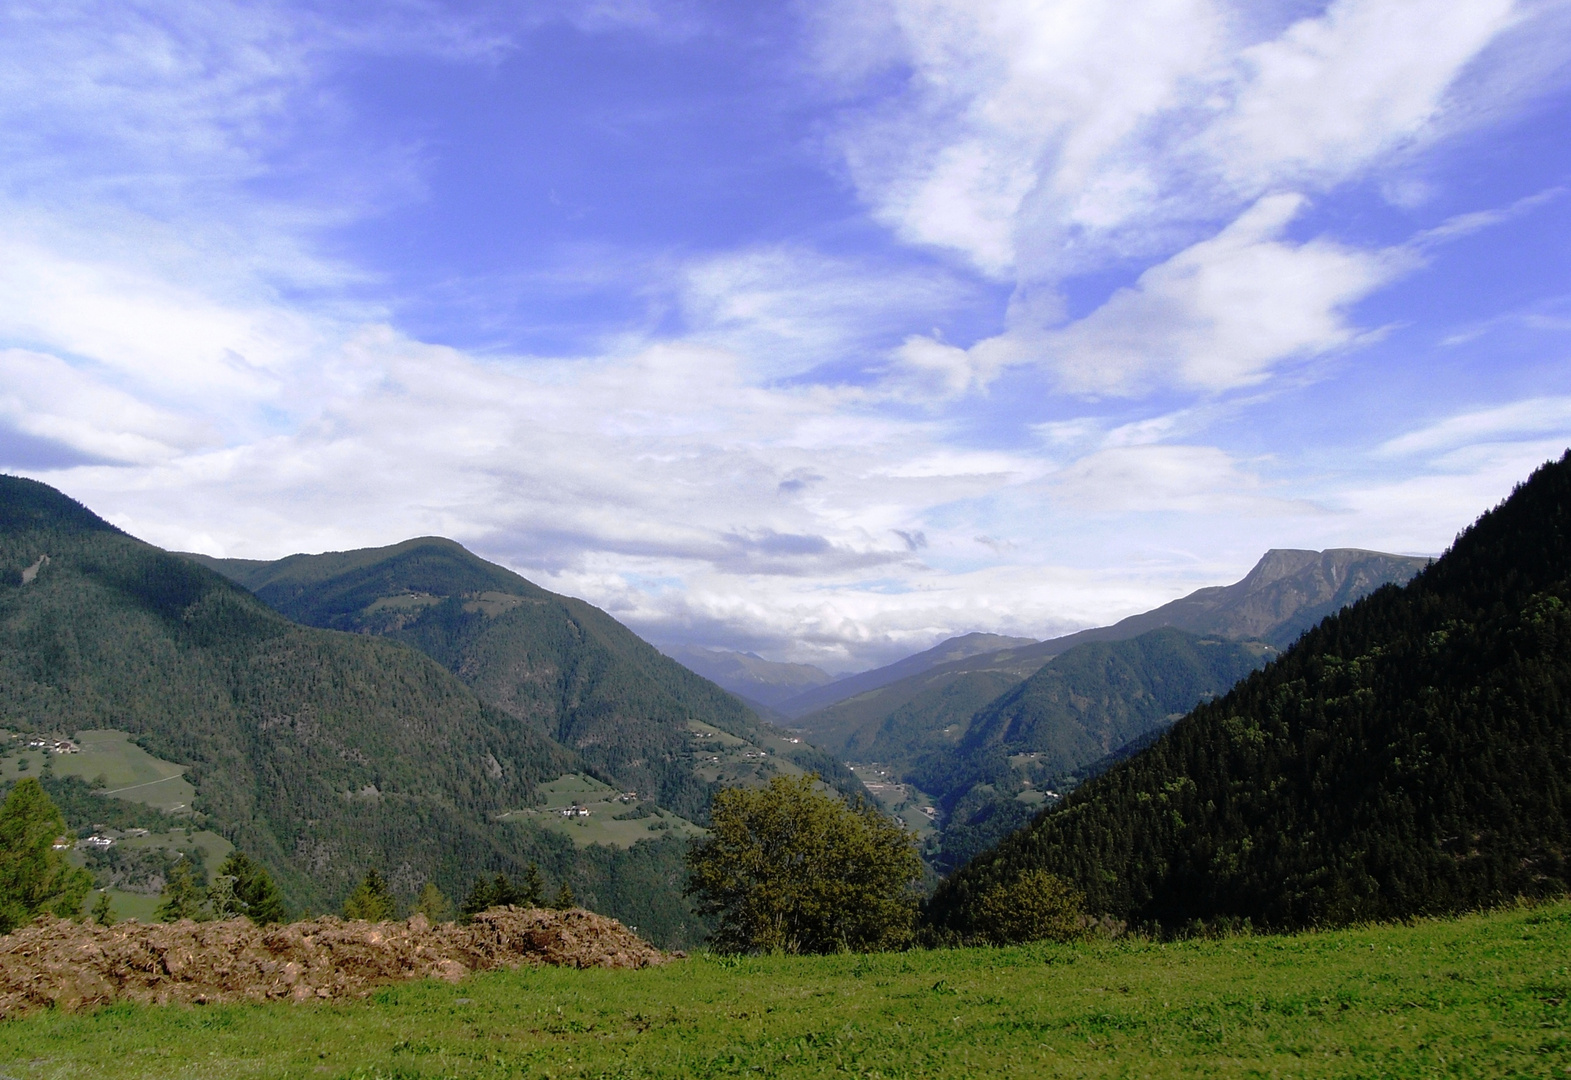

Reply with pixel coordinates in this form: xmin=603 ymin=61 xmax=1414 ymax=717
xmin=686 ymin=775 xmax=921 ymax=954
xmin=974 ymin=869 xmax=1084 ymax=945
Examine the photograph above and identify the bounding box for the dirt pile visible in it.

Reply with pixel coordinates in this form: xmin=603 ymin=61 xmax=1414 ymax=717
xmin=0 ymin=907 xmax=670 ymax=1017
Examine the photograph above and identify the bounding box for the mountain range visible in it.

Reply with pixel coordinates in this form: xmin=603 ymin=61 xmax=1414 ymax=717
xmin=0 ymin=480 xmax=859 ymax=946
xmin=775 ymin=547 xmax=1426 ymax=874
xmin=789 ymin=548 xmax=1428 ymax=764
xmin=0 ymin=471 xmax=1450 ymax=944
xmin=774 ymin=633 xmax=1038 ymax=718
xmin=184 ymin=539 xmax=861 ymax=822
xmin=927 ymin=453 xmax=1571 ymax=937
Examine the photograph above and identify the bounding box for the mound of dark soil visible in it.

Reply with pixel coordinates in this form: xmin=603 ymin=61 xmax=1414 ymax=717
xmin=0 ymin=907 xmax=670 ymax=1017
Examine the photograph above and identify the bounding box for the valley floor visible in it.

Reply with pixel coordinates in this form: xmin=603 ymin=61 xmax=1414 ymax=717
xmin=1 ymin=902 xmax=1567 ymax=1078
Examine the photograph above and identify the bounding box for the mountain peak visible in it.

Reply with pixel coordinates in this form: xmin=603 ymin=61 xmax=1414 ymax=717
xmin=0 ymin=475 xmax=122 ymax=537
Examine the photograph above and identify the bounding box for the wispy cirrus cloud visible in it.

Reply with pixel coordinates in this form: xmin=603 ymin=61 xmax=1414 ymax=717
xmin=1379 ymin=396 xmax=1571 ymax=456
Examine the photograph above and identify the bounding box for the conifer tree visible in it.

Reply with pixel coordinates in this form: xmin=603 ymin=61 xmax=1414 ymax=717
xmin=460 ymin=873 xmax=497 ymax=919
xmin=90 ymin=891 xmax=115 ymax=927
xmin=553 ymin=881 xmax=575 ymax=910
xmin=414 ymin=881 xmax=453 ymax=923
xmin=0 ymin=778 xmax=93 ymax=932
xmin=342 ymin=868 xmax=397 ymax=921
xmin=213 ymin=852 xmax=288 ymax=924
xmin=155 ymin=862 xmax=207 ymax=922
xmin=520 ymin=863 xmax=545 ymax=907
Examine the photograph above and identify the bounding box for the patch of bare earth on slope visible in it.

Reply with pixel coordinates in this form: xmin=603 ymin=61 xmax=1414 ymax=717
xmin=0 ymin=907 xmax=673 ymax=1017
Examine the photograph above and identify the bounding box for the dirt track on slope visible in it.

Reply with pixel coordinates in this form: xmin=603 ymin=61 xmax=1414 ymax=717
xmin=0 ymin=906 xmax=671 ymax=1017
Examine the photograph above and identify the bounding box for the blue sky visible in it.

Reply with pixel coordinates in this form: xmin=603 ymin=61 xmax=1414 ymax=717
xmin=4 ymin=0 xmax=1571 ymax=670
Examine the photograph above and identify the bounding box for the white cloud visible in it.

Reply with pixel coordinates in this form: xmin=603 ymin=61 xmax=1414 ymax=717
xmin=1 ymin=0 xmax=1562 ymax=673
xmin=0 ymin=350 xmax=212 ymax=464
xmin=826 ymin=0 xmax=1227 ymax=276
xmin=1043 ymin=194 xmax=1411 ymax=393
xmin=1379 ymin=396 xmax=1571 ymax=455
xmin=0 ymin=232 xmax=330 ymax=406
xmin=1042 ymin=443 xmax=1317 ymax=514
xmin=1209 ymin=0 xmax=1518 ymax=190
xmin=680 ymin=246 xmax=981 ymax=379
xmin=824 ymin=0 xmax=1528 ymax=280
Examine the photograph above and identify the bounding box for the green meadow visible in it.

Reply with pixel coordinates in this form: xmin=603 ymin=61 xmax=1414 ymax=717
xmin=0 ymin=729 xmax=195 ymax=814
xmin=2 ymin=901 xmax=1567 ymax=1079
xmin=494 ymin=774 xmax=705 ymax=849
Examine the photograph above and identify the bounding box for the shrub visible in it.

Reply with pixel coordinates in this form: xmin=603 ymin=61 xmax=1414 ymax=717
xmin=974 ymin=869 xmax=1085 ymax=945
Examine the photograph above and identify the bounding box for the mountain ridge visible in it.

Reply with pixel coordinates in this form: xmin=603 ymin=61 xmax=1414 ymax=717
xmin=188 ymin=538 xmax=868 ymax=817
xmin=788 ymin=547 xmax=1428 ymax=758
xmin=658 ymin=645 xmax=835 ymax=710
xmin=0 ymin=477 xmax=582 ymax=918
xmin=924 ymin=453 xmax=1571 ymax=937
xmin=776 ymin=632 xmax=1038 ymax=718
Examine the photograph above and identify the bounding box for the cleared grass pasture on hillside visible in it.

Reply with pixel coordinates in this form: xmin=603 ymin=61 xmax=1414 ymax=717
xmin=0 ymin=901 xmax=1566 ymax=1078
xmin=0 ymin=730 xmax=195 ymax=814
xmin=495 ymin=774 xmax=704 ymax=849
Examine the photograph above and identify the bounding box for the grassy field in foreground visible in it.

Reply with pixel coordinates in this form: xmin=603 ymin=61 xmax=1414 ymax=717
xmin=1 ymin=903 xmax=1568 ymax=1079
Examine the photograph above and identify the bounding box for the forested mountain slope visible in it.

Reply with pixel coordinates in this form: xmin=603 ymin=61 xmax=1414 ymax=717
xmin=925 ymin=454 xmax=1571 ymax=938
xmin=0 ymin=478 xmax=575 ymax=915
xmin=790 ymin=549 xmax=1425 ymax=762
xmin=915 ymin=630 xmax=1270 ymax=800
xmin=912 ymin=630 xmax=1270 ymax=874
xmin=189 ymin=539 xmax=862 ymax=818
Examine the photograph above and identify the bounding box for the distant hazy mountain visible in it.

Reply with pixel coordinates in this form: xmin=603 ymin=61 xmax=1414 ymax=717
xmin=789 ymin=548 xmax=1427 ymax=758
xmin=662 ymin=645 xmax=834 ymax=710
xmin=775 ymin=632 xmax=1037 ymax=718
